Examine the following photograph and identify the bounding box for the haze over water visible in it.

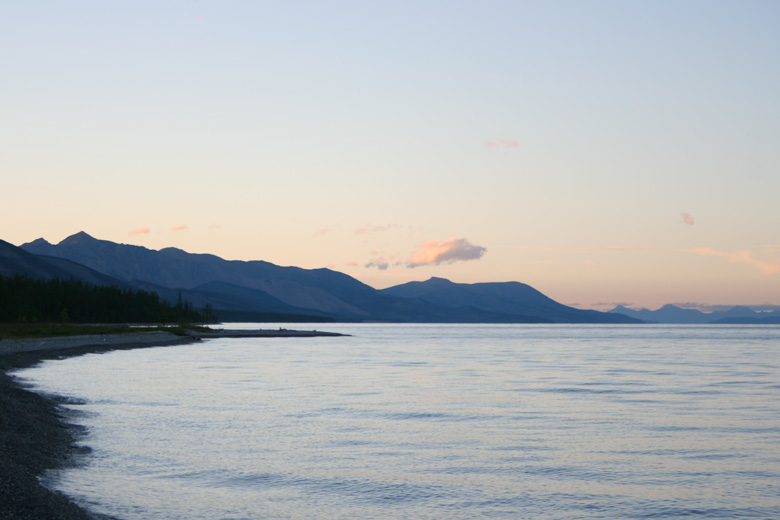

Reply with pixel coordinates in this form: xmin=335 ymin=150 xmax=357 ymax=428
xmin=17 ymin=324 xmax=780 ymax=519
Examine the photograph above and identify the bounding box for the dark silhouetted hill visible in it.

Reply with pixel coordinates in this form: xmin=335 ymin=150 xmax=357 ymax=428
xmin=1 ymin=238 xmax=127 ymax=287
xmin=18 ymin=232 xmax=645 ymax=323
xmin=22 ymin=232 xmax=377 ymax=320
xmin=381 ymin=277 xmax=640 ymax=324
xmin=21 ymin=233 xmax=470 ymax=321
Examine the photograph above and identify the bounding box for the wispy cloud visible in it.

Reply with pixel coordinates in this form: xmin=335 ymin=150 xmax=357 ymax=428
xmin=128 ymin=227 xmax=150 ymax=236
xmin=365 ymin=257 xmax=390 ymax=270
xmin=582 ymin=301 xmax=636 ymax=311
xmin=171 ymin=225 xmax=188 ymax=232
xmin=485 ymin=138 xmax=519 ymax=151
xmin=681 ymin=212 xmax=695 ymax=226
xmin=354 ymin=223 xmax=398 ymax=235
xmin=671 ymin=302 xmax=729 ymax=312
xmin=672 ymin=302 xmax=780 ymax=312
xmin=312 ymin=227 xmax=330 ymax=238
xmin=208 ymin=224 xmax=221 ymax=230
xmin=686 ymin=247 xmax=780 ymax=274
xmin=529 ymin=246 xmax=643 ymax=253
xmin=346 ymin=261 xmax=359 ymax=267
xmin=407 ymin=238 xmax=487 ymax=268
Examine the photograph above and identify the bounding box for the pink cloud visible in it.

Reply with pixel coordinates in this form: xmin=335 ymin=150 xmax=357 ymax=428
xmin=485 ymin=138 xmax=519 ymax=150
xmin=681 ymin=212 xmax=694 ymax=226
xmin=354 ymin=223 xmax=371 ymax=235
xmin=312 ymin=227 xmax=330 ymax=238
xmin=128 ymin=227 xmax=150 ymax=236
xmin=209 ymin=224 xmax=221 ymax=230
xmin=686 ymin=248 xmax=780 ymax=274
xmin=346 ymin=261 xmax=358 ymax=267
xmin=171 ymin=225 xmax=188 ymax=232
xmin=407 ymin=238 xmax=487 ymax=268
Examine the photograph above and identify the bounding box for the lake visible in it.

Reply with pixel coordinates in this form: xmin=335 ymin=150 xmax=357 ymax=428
xmin=15 ymin=324 xmax=780 ymax=519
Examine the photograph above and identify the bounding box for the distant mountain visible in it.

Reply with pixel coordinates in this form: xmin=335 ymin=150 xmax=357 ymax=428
xmin=22 ymin=232 xmax=379 ymax=320
xmin=0 ymin=238 xmax=127 ymax=287
xmin=17 ymin=232 xmax=777 ymax=325
xmin=1 ymin=238 xmax=73 ymax=280
xmin=130 ymin=280 xmax=331 ymax=322
xmin=609 ymin=304 xmax=709 ymax=324
xmin=609 ymin=304 xmax=779 ymax=324
xmin=20 ymin=233 xmax=497 ymax=322
xmin=18 ymin=232 xmax=642 ymax=324
xmin=381 ymin=277 xmax=640 ymax=324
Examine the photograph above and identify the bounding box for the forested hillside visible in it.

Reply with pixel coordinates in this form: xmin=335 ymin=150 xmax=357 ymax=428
xmin=0 ymin=275 xmax=215 ymax=324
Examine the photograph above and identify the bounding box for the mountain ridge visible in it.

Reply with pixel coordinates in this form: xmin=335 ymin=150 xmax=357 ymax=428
xmin=21 ymin=232 xmax=375 ymax=318
xmin=1 ymin=238 xmax=129 ymax=287
xmin=383 ymin=277 xmax=639 ymax=324
xmin=15 ymin=231 xmax=640 ymax=323
xmin=609 ymin=304 xmax=779 ymax=324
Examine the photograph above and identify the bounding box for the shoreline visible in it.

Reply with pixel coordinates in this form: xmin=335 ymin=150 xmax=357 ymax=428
xmin=0 ymin=328 xmax=347 ymax=520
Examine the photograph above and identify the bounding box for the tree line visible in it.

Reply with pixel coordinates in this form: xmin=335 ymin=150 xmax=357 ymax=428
xmin=0 ymin=275 xmax=216 ymax=324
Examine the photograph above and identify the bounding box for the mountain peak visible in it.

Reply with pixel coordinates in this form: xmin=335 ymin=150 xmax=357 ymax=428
xmin=24 ymin=237 xmax=52 ymax=247
xmin=722 ymin=305 xmax=757 ymax=317
xmin=59 ymin=231 xmax=97 ymax=245
xmin=424 ymin=277 xmax=455 ymax=286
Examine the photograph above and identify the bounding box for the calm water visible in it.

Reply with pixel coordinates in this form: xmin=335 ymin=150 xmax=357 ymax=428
xmin=15 ymin=324 xmax=780 ymax=519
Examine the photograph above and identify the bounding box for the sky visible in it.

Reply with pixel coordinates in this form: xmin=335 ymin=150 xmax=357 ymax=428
xmin=2 ymin=1 xmax=779 ymax=310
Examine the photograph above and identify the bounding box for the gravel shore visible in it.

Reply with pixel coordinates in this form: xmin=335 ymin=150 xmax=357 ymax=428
xmin=0 ymin=328 xmax=347 ymax=520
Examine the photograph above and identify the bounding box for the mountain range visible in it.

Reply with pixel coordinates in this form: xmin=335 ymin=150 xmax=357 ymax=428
xmin=609 ymin=304 xmax=780 ymax=324
xmin=4 ymin=231 xmax=640 ymax=324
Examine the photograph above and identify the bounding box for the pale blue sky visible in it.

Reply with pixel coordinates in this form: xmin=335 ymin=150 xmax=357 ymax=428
xmin=2 ymin=1 xmax=779 ymax=309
